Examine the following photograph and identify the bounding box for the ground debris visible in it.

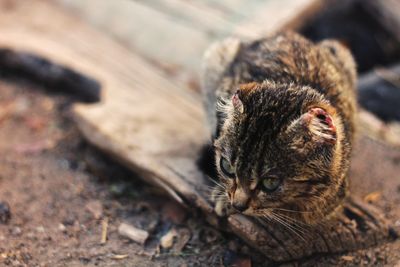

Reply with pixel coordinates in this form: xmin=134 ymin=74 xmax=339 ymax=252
xmin=364 ymin=191 xmax=382 ymax=203
xmin=14 ymin=139 xmax=56 ymax=154
xmin=0 ymin=201 xmax=11 ymax=224
xmin=11 ymin=226 xmax=22 ymax=236
xmin=58 ymin=223 xmax=67 ymax=233
xmin=174 ymin=228 xmax=191 ymax=253
xmin=24 ymin=115 xmax=47 ymax=131
xmin=161 ymin=201 xmax=187 ymax=224
xmin=160 ymin=228 xmax=177 ymax=249
xmin=341 ymin=255 xmax=355 ymax=262
xmin=232 ymin=257 xmax=251 ymax=267
xmin=101 ymin=217 xmax=108 ymax=244
xmin=159 ymin=227 xmax=191 ymax=254
xmin=0 ymin=101 xmax=14 ymax=124
xmin=223 ymin=250 xmax=252 ymax=267
xmin=118 ymin=223 xmax=149 ymax=245
xmin=85 ymin=200 xmax=103 ymax=220
xmin=111 ymin=254 xmax=129 ymax=260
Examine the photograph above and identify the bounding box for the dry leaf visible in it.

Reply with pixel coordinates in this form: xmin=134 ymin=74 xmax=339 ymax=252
xmin=341 ymin=255 xmax=355 ymax=261
xmin=364 ymin=191 xmax=382 ymax=203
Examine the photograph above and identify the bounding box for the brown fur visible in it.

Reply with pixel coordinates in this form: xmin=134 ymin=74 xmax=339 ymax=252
xmin=205 ymin=32 xmax=357 ymax=225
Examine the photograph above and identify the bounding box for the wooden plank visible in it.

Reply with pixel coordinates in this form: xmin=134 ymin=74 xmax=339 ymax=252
xmin=132 ymin=0 xmax=248 ymax=37
xmin=132 ymin=0 xmax=323 ymax=38
xmin=232 ymin=0 xmax=323 ymax=36
xmin=55 ymin=0 xmax=321 ymax=79
xmin=55 ymin=0 xmax=211 ymax=78
xmin=0 ymin=0 xmax=210 ymax=211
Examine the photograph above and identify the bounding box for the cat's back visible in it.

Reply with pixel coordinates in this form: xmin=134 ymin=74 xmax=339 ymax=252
xmin=202 ymin=32 xmax=357 ymax=139
xmin=217 ymin=32 xmax=357 ymax=137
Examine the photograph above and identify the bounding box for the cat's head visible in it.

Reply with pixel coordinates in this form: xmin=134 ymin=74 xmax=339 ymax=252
xmin=214 ymin=81 xmax=348 ymax=224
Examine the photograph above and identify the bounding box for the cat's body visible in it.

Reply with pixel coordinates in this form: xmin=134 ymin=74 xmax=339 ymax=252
xmin=201 ymin=32 xmax=357 ymax=225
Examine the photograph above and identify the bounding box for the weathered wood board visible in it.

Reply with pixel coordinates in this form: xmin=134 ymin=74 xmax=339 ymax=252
xmin=55 ymin=0 xmax=322 ymax=85
xmin=0 ymin=0 xmax=399 ymax=262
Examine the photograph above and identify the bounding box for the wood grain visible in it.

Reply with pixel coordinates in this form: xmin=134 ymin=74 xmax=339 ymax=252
xmin=55 ymin=0 xmax=321 ymax=79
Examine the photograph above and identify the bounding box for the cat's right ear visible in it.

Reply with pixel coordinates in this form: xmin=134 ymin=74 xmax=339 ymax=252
xmin=302 ymin=107 xmax=337 ymax=145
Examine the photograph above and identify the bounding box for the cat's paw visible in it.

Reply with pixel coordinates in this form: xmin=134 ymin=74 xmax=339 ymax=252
xmin=214 ymin=198 xmax=235 ymax=217
xmin=211 ymin=187 xmax=235 ymax=217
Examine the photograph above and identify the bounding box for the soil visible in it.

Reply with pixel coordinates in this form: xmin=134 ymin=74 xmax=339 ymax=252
xmin=0 ymin=81 xmax=232 ymax=267
xmin=0 ymin=80 xmax=399 ymax=267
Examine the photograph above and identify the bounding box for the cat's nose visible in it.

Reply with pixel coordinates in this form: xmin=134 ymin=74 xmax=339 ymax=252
xmin=232 ymin=202 xmax=247 ymax=212
xmin=232 ymin=187 xmax=249 ymax=212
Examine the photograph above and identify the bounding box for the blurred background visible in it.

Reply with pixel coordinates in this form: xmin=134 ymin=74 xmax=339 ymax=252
xmin=54 ymin=0 xmax=400 ymax=121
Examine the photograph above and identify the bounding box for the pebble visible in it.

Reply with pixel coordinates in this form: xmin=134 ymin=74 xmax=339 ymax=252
xmin=36 ymin=226 xmax=45 ymax=233
xmin=342 ymin=255 xmax=355 ymax=262
xmin=223 ymin=250 xmax=251 ymax=267
xmin=0 ymin=202 xmax=11 ymax=224
xmin=160 ymin=228 xmax=177 ymax=249
xmin=58 ymin=223 xmax=67 ymax=232
xmin=11 ymin=226 xmax=22 ymax=236
xmin=85 ymin=200 xmax=103 ymax=220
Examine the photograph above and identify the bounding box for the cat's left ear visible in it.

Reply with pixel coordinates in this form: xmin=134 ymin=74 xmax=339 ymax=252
xmin=232 ymin=90 xmax=244 ymax=113
xmin=232 ymin=82 xmax=260 ymax=114
xmin=302 ymin=107 xmax=337 ymax=144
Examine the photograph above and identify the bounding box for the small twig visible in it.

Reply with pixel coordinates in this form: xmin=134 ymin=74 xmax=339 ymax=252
xmin=111 ymin=254 xmax=129 ymax=260
xmin=101 ymin=217 xmax=108 ymax=245
xmin=118 ymin=223 xmax=149 ymax=245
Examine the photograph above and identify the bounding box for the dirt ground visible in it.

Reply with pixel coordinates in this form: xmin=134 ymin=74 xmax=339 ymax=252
xmin=0 ymin=80 xmax=400 ymax=267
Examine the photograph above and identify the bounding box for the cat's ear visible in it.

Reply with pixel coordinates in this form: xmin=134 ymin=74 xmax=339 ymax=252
xmin=232 ymin=82 xmax=260 ymax=114
xmin=232 ymin=90 xmax=244 ymax=113
xmin=302 ymin=107 xmax=337 ymax=144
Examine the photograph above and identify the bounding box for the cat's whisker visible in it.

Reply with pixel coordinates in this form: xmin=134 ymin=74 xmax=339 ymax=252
xmin=261 ymin=214 xmax=273 ymax=223
xmin=269 ymin=212 xmax=307 ymax=241
xmin=268 ymin=213 xmax=301 ymax=237
xmin=204 ymin=185 xmax=225 ymax=193
xmin=271 ymin=211 xmax=309 ymax=233
xmin=271 ymin=212 xmax=311 ymax=235
xmin=268 ymin=210 xmax=308 ymax=239
xmin=270 ymin=209 xmax=324 ymax=228
xmin=208 ymin=178 xmax=227 ymax=190
xmin=258 ymin=210 xmax=309 ymax=241
xmin=209 ymin=190 xmax=228 ymax=200
xmin=271 ymin=207 xmax=313 ymax=214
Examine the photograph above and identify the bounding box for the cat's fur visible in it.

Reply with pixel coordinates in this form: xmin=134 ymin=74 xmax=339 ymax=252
xmin=202 ymin=32 xmax=357 ymax=225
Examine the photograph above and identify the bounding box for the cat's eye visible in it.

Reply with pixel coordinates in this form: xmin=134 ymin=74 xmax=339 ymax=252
xmin=220 ymin=157 xmax=235 ymax=178
xmin=261 ymin=176 xmax=281 ymax=192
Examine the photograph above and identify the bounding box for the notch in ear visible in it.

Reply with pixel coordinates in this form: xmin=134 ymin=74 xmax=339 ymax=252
xmin=302 ymin=107 xmax=337 ymax=144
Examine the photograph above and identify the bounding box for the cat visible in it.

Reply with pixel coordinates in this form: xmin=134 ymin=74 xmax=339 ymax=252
xmin=201 ymin=32 xmax=357 ymax=225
